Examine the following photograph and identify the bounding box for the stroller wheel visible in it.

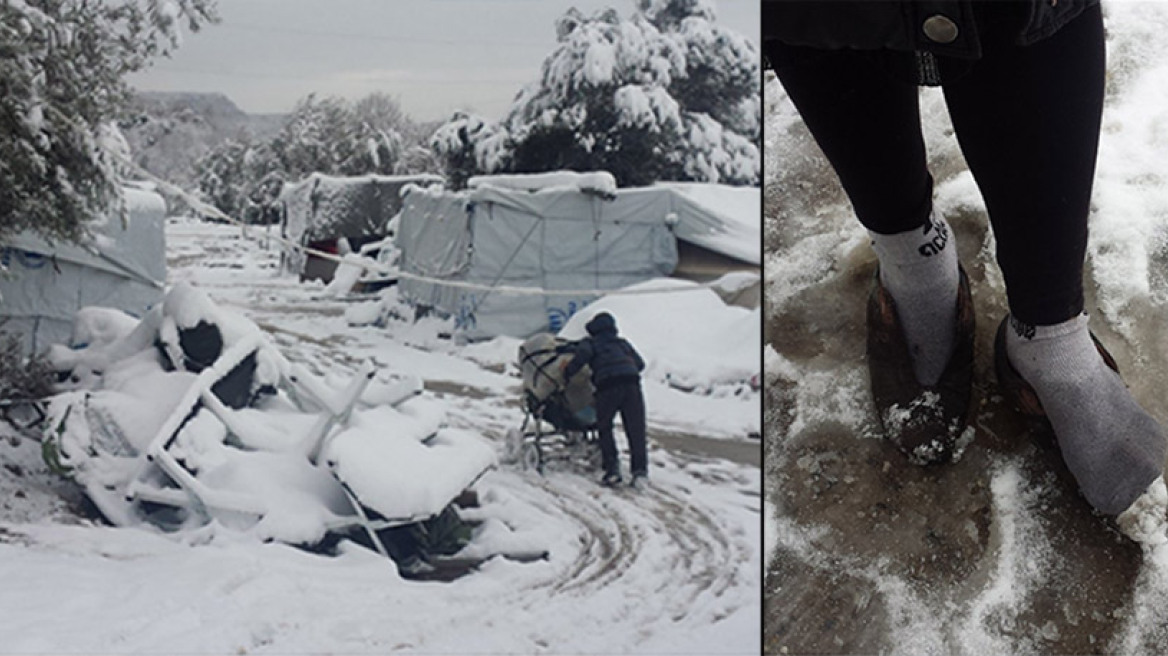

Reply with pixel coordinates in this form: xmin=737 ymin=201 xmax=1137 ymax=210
xmin=521 ymin=441 xmax=543 ymax=474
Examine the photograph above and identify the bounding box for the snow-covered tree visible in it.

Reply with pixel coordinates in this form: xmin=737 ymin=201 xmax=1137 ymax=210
xmin=266 ymin=93 xmax=436 ymax=181
xmin=0 ymin=0 xmax=217 ymax=243
xmin=430 ymin=0 xmax=758 ymax=188
xmin=351 ymin=92 xmax=405 ymax=173
xmin=193 ymin=137 xmax=247 ymax=220
xmin=268 ymin=95 xmax=355 ymax=179
xmin=395 ymin=144 xmax=443 ymax=177
xmin=193 ymin=93 xmax=440 ymax=220
xmin=429 ymin=112 xmax=510 ymax=189
xmin=193 ymin=135 xmax=289 ymax=223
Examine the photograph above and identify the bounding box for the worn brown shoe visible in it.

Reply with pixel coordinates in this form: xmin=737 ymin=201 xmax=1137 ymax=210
xmin=867 ymin=265 xmax=975 ymax=465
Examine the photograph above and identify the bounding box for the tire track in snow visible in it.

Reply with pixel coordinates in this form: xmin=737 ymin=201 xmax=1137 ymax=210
xmin=165 ymin=219 xmax=758 ymax=646
xmin=506 ymin=469 xmax=744 ymax=626
xmin=538 ymin=478 xmax=642 ymax=595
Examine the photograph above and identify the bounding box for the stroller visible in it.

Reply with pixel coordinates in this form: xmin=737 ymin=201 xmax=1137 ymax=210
xmin=506 ymin=333 xmax=600 ymax=474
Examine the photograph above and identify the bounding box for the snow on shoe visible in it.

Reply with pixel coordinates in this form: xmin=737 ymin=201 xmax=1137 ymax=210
xmin=1117 ymin=476 xmax=1168 ymax=547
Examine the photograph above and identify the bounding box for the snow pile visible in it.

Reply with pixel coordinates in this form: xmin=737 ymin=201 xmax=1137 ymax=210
xmin=559 ymin=277 xmax=759 ymax=390
xmin=322 ymin=251 xmax=368 ymax=297
xmin=1088 ymin=3 xmax=1168 ymax=335
xmin=325 ymin=402 xmax=495 ymax=521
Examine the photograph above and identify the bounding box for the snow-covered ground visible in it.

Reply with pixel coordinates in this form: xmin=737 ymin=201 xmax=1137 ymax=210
xmin=0 ymin=218 xmax=761 ymax=653
xmin=766 ymin=4 xmax=1168 ymax=654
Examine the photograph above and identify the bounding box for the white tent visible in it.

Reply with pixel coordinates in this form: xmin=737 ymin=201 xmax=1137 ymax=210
xmin=396 ymin=175 xmax=760 ymax=340
xmin=0 ymin=187 xmax=167 ymax=355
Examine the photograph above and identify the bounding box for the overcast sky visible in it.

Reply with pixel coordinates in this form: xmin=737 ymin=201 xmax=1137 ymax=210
xmin=128 ymin=0 xmax=760 ymax=121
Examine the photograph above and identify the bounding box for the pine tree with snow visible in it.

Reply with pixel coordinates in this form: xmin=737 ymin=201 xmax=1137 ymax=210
xmin=643 ymin=0 xmax=759 ymax=183
xmin=0 ymin=0 xmax=216 ymax=243
xmin=430 ymin=0 xmax=759 ymax=188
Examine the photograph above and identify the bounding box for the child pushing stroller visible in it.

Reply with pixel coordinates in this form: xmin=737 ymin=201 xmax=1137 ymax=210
xmin=561 ymin=312 xmax=648 ymax=488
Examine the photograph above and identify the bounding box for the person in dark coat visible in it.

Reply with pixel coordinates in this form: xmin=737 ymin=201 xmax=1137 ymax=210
xmin=563 ymin=312 xmax=648 ymax=486
xmin=765 ymin=1 xmax=1167 ymax=521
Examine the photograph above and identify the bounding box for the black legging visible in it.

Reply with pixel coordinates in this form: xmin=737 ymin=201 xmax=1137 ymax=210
xmin=766 ymin=3 xmax=1105 ymax=326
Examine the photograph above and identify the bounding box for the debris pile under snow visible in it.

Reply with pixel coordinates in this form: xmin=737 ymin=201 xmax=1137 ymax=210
xmin=38 ymin=282 xmax=526 ymax=574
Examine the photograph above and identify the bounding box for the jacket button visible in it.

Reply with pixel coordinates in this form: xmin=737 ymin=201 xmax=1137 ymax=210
xmin=922 ymin=15 xmax=959 ymax=44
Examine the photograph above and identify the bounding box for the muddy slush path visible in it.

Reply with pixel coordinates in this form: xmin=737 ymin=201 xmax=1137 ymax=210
xmin=765 ymin=202 xmax=1166 ymax=654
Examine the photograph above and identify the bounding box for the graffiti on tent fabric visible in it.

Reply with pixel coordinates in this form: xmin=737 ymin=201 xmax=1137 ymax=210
xmin=455 ymin=293 xmax=478 ymax=331
xmin=453 ymin=292 xmax=583 ymax=332
xmin=547 ymin=301 xmax=581 ymax=333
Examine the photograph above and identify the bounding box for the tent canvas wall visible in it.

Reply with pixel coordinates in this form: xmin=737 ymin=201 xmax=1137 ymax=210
xmin=0 ymin=187 xmax=167 ymax=355
xmin=279 ymin=173 xmax=443 ymax=282
xmin=397 ymin=179 xmax=759 ymax=340
xmin=397 ymin=184 xmax=681 ymax=339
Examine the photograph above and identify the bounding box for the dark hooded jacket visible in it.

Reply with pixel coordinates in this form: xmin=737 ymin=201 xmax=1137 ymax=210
xmin=564 ymin=313 xmax=645 ymax=390
xmin=763 ymin=0 xmax=1099 ymax=61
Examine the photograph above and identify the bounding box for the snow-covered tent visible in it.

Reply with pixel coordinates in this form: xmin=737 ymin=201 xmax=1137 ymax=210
xmin=395 ymin=173 xmax=760 ymax=339
xmin=654 ymin=182 xmax=761 ymax=280
xmin=0 ymin=187 xmax=167 ymax=355
xmin=279 ymin=172 xmax=443 ymax=282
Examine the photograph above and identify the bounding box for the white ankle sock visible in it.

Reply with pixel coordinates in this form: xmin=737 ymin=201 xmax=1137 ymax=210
xmin=869 ymin=212 xmax=960 ymax=386
xmin=1006 ymin=313 xmax=1167 ymax=515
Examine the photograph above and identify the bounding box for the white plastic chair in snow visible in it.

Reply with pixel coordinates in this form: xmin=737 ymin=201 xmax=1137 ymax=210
xmin=119 ymin=336 xmax=417 ymax=557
